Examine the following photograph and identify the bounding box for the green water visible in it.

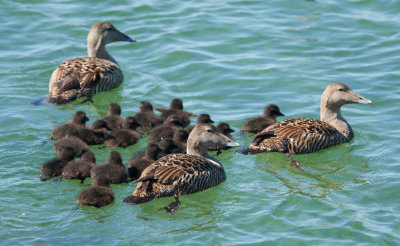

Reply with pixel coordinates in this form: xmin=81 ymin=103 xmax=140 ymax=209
xmin=1 ymin=0 xmax=399 ymax=245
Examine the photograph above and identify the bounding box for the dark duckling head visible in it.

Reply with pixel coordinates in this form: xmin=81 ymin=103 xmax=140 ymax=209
xmin=40 ymin=146 xmax=76 ymax=180
xmin=170 ymin=98 xmax=184 ymax=110
xmin=197 ymin=114 xmax=214 ymax=124
xmin=92 ymin=119 xmax=112 ymax=131
xmin=108 ymin=103 xmax=122 ymax=116
xmin=264 ymin=104 xmax=285 ymax=118
xmin=122 ymin=117 xmax=142 ymax=130
xmin=72 ymin=111 xmax=89 ymax=125
xmin=217 ymin=123 xmax=234 ymax=135
xmin=165 ymin=115 xmax=187 ymax=128
xmin=140 ymin=101 xmax=154 ymax=112
xmin=108 ymin=151 xmax=123 ymax=166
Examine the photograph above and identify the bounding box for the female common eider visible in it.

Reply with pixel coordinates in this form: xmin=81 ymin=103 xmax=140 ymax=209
xmin=48 ymin=22 xmax=135 ymax=104
xmin=237 ymin=83 xmax=372 ymax=161
xmin=123 ymin=124 xmax=239 ymax=207
xmin=240 ymin=104 xmax=285 ymax=134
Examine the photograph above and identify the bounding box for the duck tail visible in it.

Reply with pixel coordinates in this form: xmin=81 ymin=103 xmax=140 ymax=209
xmin=235 ymin=147 xmax=265 ymax=155
xmin=123 ymin=195 xmax=154 ymax=204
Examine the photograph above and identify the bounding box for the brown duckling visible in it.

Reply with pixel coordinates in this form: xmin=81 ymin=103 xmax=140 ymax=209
xmin=54 ymin=128 xmax=88 ymax=157
xmin=240 ymin=104 xmax=284 ymax=134
xmin=48 ymin=22 xmax=135 ymax=104
xmin=155 ymin=98 xmax=197 ymax=125
xmin=133 ymin=101 xmax=163 ymax=131
xmin=186 ymin=113 xmax=215 ymax=134
xmin=102 ymin=103 xmax=124 ymax=130
xmin=157 ymin=138 xmax=181 ymax=159
xmin=76 ymin=175 xmax=114 ymax=208
xmin=172 ymin=129 xmax=189 ymax=154
xmin=62 ymin=151 xmax=96 ymax=183
xmin=77 ymin=119 xmax=111 ymax=145
xmin=146 ymin=115 xmax=186 ymax=143
xmin=105 ymin=117 xmax=142 ymax=148
xmin=90 ymin=151 xmax=128 ymax=184
xmin=127 ymin=143 xmax=160 ymax=180
xmin=40 ymin=146 xmax=76 ymax=181
xmin=51 ymin=111 xmax=89 ymax=140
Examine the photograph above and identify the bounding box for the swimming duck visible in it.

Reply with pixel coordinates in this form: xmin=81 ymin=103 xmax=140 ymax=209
xmin=54 ymin=128 xmax=89 ymax=157
xmin=123 ymin=123 xmax=239 ymax=206
xmin=102 ymin=103 xmax=124 ymax=130
xmin=62 ymin=151 xmax=96 ymax=183
xmin=155 ymin=98 xmax=197 ymax=125
xmin=237 ymin=83 xmax=372 ymax=159
xmin=51 ymin=111 xmax=89 ymax=140
xmin=146 ymin=115 xmax=186 ymax=143
xmin=90 ymin=151 xmax=128 ymax=184
xmin=76 ymin=175 xmax=114 ymax=208
xmin=127 ymin=143 xmax=160 ymax=179
xmin=40 ymin=146 xmax=76 ymax=180
xmin=240 ymin=104 xmax=285 ymax=134
xmin=77 ymin=119 xmax=111 ymax=145
xmin=48 ymin=22 xmax=135 ymax=104
xmin=133 ymin=101 xmax=163 ymax=131
xmin=105 ymin=117 xmax=142 ymax=148
xmin=208 ymin=123 xmax=236 ymax=151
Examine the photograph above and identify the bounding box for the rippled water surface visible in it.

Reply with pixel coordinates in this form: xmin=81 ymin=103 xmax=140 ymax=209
xmin=1 ymin=0 xmax=400 ymax=245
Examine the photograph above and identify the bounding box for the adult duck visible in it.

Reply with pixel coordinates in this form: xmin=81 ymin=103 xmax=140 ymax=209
xmin=48 ymin=22 xmax=135 ymax=104
xmin=237 ymin=83 xmax=372 ymax=167
xmin=123 ymin=124 xmax=239 ymax=208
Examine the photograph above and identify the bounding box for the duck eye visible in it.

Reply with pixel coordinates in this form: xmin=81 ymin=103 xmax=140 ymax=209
xmin=338 ymin=88 xmax=344 ymax=92
xmin=207 ymin=129 xmax=213 ymax=133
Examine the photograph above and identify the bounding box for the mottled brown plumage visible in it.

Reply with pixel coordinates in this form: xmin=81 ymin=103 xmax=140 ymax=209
xmin=124 ymin=124 xmax=239 ymax=204
xmin=48 ymin=22 xmax=135 ymax=104
xmin=240 ymin=104 xmax=285 ymax=134
xmin=127 ymin=144 xmax=160 ymax=179
xmin=237 ymin=83 xmax=372 ymax=155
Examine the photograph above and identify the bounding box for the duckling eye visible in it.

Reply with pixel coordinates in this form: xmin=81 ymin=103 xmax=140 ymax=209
xmin=207 ymin=129 xmax=213 ymax=133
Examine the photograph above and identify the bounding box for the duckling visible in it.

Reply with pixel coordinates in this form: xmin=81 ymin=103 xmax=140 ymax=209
xmin=157 ymin=138 xmax=181 ymax=159
xmin=172 ymin=129 xmax=189 ymax=154
xmin=40 ymin=147 xmax=76 ymax=180
xmin=208 ymin=123 xmax=236 ymax=152
xmin=186 ymin=113 xmax=215 ymax=134
xmin=127 ymin=144 xmax=160 ymax=180
xmin=146 ymin=115 xmax=186 ymax=143
xmin=48 ymin=22 xmax=135 ymax=104
xmin=77 ymin=119 xmax=111 ymax=145
xmin=123 ymin=124 xmax=239 ymax=207
xmin=133 ymin=101 xmax=163 ymax=131
xmin=105 ymin=117 xmax=142 ymax=148
xmin=90 ymin=151 xmax=128 ymax=184
xmin=62 ymin=151 xmax=96 ymax=183
xmin=155 ymin=98 xmax=197 ymax=125
xmin=237 ymin=83 xmax=372 ymax=170
xmin=240 ymin=104 xmax=285 ymax=134
xmin=76 ymin=175 xmax=114 ymax=208
xmin=102 ymin=103 xmax=124 ymax=130
xmin=54 ymin=128 xmax=88 ymax=157
xmin=51 ymin=111 xmax=89 ymax=140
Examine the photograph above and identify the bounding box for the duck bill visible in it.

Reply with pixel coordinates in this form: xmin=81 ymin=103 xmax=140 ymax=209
xmin=351 ymin=91 xmax=372 ymax=104
xmin=117 ymin=30 xmax=136 ymax=42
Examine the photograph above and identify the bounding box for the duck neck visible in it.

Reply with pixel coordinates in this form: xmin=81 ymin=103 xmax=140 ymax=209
xmin=87 ymin=39 xmax=118 ymax=65
xmin=320 ymin=103 xmax=353 ymax=140
xmin=187 ymin=146 xmax=222 ymax=166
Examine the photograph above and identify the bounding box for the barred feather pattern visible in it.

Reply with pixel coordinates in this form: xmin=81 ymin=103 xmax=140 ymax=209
xmin=250 ymin=118 xmax=351 ymax=155
xmin=132 ymin=153 xmax=226 ymax=199
xmin=49 ymin=57 xmax=123 ymax=103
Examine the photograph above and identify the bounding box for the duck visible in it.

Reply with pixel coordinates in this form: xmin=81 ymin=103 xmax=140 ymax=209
xmin=105 ymin=116 xmax=142 ymax=148
xmin=48 ymin=22 xmax=135 ymax=104
xmin=123 ymin=123 xmax=239 ymax=206
xmin=127 ymin=143 xmax=160 ymax=180
xmin=240 ymin=104 xmax=285 ymax=134
xmin=146 ymin=115 xmax=186 ymax=143
xmin=51 ymin=111 xmax=89 ymax=140
xmin=54 ymin=128 xmax=89 ymax=157
xmin=172 ymin=129 xmax=189 ymax=154
xmin=90 ymin=151 xmax=128 ymax=184
xmin=133 ymin=101 xmax=163 ymax=131
xmin=77 ymin=119 xmax=111 ymax=145
xmin=76 ymin=175 xmax=114 ymax=208
xmin=186 ymin=113 xmax=215 ymax=134
xmin=208 ymin=123 xmax=236 ymax=152
xmin=102 ymin=103 xmax=124 ymax=130
xmin=157 ymin=138 xmax=182 ymax=159
xmin=236 ymin=83 xmax=372 ymax=164
xmin=40 ymin=146 xmax=76 ymax=180
xmin=155 ymin=98 xmax=197 ymax=125
xmin=62 ymin=151 xmax=96 ymax=183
